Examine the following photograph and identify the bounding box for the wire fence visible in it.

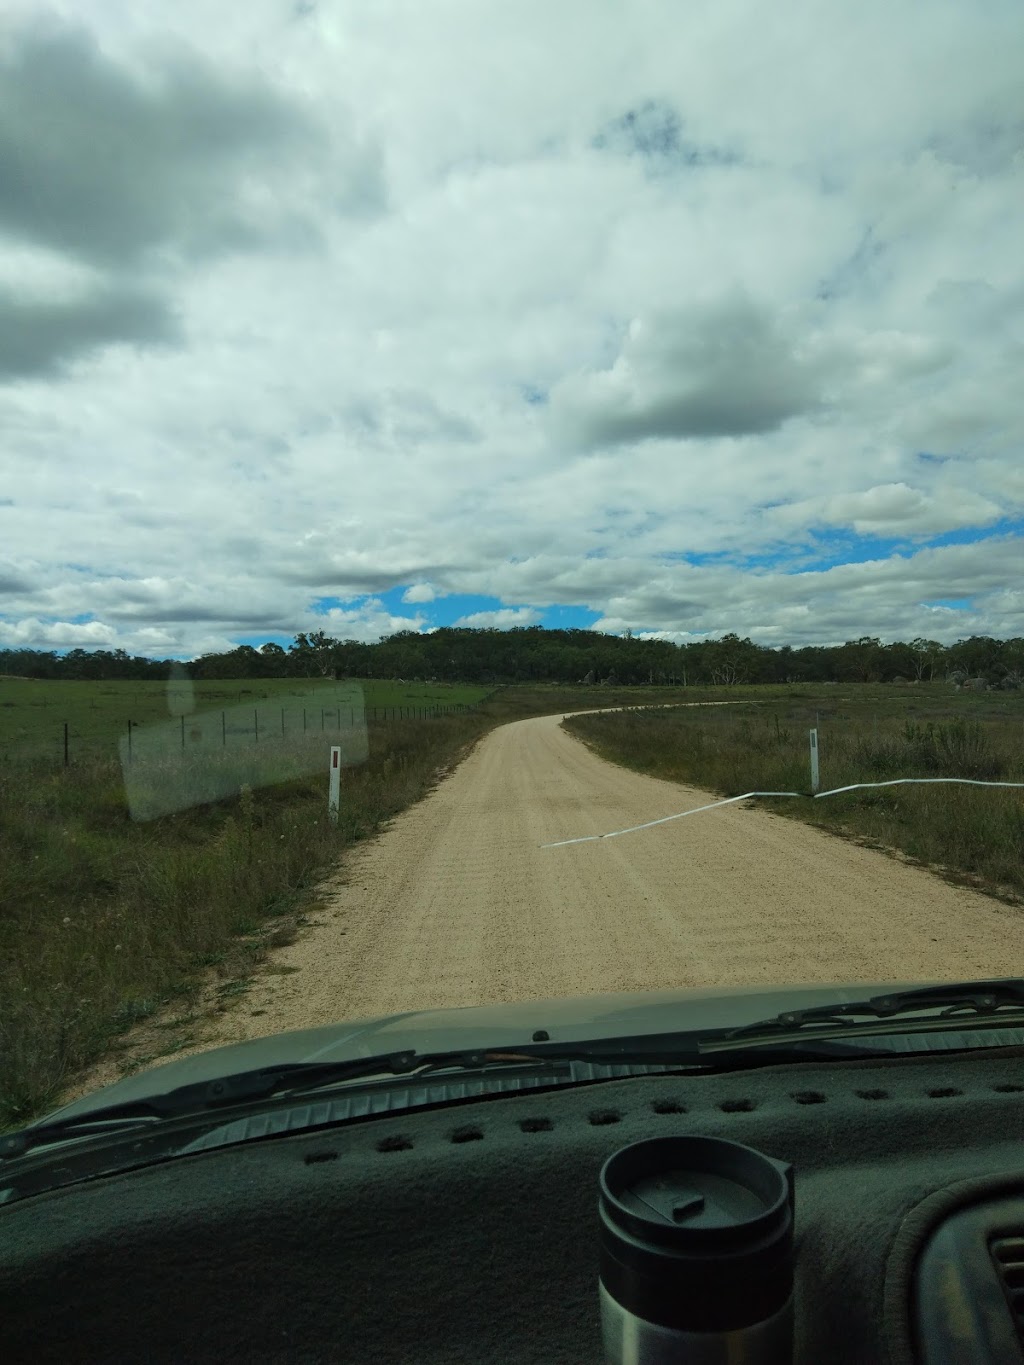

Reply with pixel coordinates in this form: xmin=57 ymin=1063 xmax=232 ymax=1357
xmin=2 ymin=699 xmax=481 ymax=769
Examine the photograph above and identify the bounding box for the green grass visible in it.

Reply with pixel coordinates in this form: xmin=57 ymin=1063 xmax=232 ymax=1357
xmin=0 ymin=678 xmax=676 ymax=1128
xmin=563 ymin=684 xmax=1024 ymax=903
xmin=0 ymin=703 xmax=495 ymax=1127
xmin=0 ymin=675 xmax=491 ymax=761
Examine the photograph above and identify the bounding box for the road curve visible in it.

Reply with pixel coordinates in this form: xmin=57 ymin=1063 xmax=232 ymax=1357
xmin=175 ymin=710 xmax=1022 ymax=1052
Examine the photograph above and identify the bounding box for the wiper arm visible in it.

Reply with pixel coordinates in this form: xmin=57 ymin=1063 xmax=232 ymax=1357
xmin=1 ymin=1034 xmax=875 ymax=1160
xmin=22 ymin=982 xmax=1014 ymax=1164
xmin=721 ymin=979 xmax=1024 ymax=1042
xmin=9 ymin=987 xmax=1024 ymax=1161
xmin=0 ymin=1049 xmax=474 ymax=1159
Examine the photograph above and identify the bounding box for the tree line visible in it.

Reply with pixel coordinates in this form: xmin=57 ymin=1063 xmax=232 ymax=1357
xmin=3 ymin=629 xmax=1024 ymax=688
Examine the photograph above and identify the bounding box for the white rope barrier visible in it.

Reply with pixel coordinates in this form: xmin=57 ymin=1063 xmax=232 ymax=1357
xmin=540 ymin=777 xmax=1024 ymax=849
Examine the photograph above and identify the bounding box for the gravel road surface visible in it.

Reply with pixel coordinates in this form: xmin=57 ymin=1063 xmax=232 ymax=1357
xmin=172 ymin=710 xmax=1021 ymax=1053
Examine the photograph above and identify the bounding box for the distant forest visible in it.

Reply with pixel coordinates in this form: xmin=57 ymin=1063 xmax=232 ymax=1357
xmin=3 ymin=628 xmax=1023 ymax=688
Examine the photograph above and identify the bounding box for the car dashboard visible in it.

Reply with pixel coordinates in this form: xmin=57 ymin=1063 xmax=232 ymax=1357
xmin=3 ymin=1045 xmax=1024 ymax=1363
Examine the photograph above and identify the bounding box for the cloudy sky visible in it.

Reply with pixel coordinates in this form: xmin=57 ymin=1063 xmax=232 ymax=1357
xmin=2 ymin=0 xmax=1022 ymax=657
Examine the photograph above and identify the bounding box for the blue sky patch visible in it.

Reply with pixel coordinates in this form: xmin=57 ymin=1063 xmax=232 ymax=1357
xmin=311 ymin=596 xmax=356 ymax=614
xmin=538 ymin=603 xmax=603 ymax=629
xmin=795 ymin=522 xmax=1023 ymax=570
xmin=657 ymin=521 xmax=1022 ymax=575
xmin=921 ymin=519 xmax=1023 ymax=547
xmin=310 ymin=589 xmax=602 ymax=633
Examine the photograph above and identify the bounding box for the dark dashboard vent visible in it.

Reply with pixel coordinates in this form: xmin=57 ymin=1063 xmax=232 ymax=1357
xmin=990 ymin=1235 xmax=1024 ymax=1344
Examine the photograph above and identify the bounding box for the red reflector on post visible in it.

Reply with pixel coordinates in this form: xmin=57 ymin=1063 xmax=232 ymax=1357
xmin=332 ymin=751 xmax=339 ymax=768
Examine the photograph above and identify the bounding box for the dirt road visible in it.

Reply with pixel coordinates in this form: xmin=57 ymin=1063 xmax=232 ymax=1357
xmin=153 ymin=710 xmax=1022 ymax=1058
xmin=65 ymin=711 xmax=1023 ymax=1098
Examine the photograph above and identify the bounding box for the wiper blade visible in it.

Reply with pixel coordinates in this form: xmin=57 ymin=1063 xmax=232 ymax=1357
xmin=9 ymin=987 xmax=1023 ymax=1160
xmin=722 ymin=979 xmax=1024 ymax=1042
xmin=1 ymin=1034 xmax=878 ymax=1160
xmin=0 ymin=1049 xmax=469 ymax=1159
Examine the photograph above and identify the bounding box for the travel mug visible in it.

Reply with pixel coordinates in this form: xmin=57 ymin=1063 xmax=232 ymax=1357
xmin=598 ymin=1135 xmax=795 ymax=1364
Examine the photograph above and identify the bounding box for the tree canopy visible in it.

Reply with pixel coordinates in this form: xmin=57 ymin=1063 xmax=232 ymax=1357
xmin=3 ymin=628 xmax=1023 ymax=688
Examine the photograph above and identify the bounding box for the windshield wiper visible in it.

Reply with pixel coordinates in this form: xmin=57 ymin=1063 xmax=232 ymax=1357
xmin=719 ymin=979 xmax=1024 ymax=1043
xmin=0 ymin=1050 xmax=464 ymax=1159
xmin=10 ymin=988 xmax=1022 ymax=1161
xmin=0 ymin=1034 xmax=880 ymax=1161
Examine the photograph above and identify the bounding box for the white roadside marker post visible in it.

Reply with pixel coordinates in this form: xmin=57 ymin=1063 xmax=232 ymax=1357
xmin=809 ymin=728 xmax=820 ymax=794
xmin=329 ymin=745 xmax=341 ymax=825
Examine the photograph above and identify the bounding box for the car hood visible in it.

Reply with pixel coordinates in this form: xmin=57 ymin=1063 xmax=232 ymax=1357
xmin=41 ymin=978 xmax=935 ymax=1125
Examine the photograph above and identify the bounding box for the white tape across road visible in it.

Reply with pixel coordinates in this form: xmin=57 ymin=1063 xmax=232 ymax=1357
xmin=540 ymin=777 xmax=1024 ymax=849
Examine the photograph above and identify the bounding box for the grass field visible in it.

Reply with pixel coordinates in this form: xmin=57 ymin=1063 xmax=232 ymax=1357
xmin=0 ymin=678 xmax=677 ymax=1128
xmin=0 ymin=675 xmax=490 ymax=762
xmin=564 ymin=682 xmax=1024 ymax=903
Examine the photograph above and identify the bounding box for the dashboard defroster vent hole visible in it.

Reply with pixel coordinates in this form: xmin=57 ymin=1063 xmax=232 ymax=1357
xmin=927 ymin=1087 xmax=963 ymax=1098
xmin=303 ymin=1150 xmax=338 ymax=1165
xmin=651 ymin=1099 xmax=686 ymax=1114
xmin=719 ymin=1098 xmax=756 ymax=1113
xmin=588 ymin=1109 xmax=621 ymax=1126
xmin=519 ymin=1117 xmax=553 ymax=1132
xmin=376 ymin=1134 xmax=413 ymax=1153
xmin=791 ymin=1091 xmax=826 ymax=1105
xmin=450 ymin=1125 xmax=484 ymax=1144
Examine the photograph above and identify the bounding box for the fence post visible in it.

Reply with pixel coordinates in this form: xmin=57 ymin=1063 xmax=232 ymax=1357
xmin=254 ymin=708 xmax=259 ymax=743
xmin=222 ymin=711 xmax=226 ymax=746
xmin=181 ymin=714 xmax=185 ymax=750
xmin=809 ymin=728 xmax=820 ymax=794
xmin=64 ymin=721 xmax=69 ymax=768
xmin=328 ymin=745 xmax=341 ymax=826
xmin=303 ymin=708 xmax=307 ymax=733
xmin=281 ymin=707 xmax=285 ymax=736
xmin=127 ymin=719 xmax=133 ymax=761
xmin=321 ymin=708 xmax=325 ymax=731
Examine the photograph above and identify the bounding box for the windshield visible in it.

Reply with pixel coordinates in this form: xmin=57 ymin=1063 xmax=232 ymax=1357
xmin=2 ymin=1 xmax=1023 ymax=1133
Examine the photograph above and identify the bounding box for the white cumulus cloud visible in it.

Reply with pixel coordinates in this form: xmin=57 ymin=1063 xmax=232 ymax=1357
xmin=402 ymin=582 xmax=437 ymax=604
xmin=452 ymin=607 xmax=541 ymax=630
xmin=0 ymin=1 xmax=1021 ymax=653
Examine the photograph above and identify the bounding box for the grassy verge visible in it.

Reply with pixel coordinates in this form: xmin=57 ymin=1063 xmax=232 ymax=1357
xmin=0 ymin=709 xmax=497 ymax=1128
xmin=0 ymin=680 xmax=692 ymax=1127
xmin=563 ymin=688 xmax=1024 ymax=903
